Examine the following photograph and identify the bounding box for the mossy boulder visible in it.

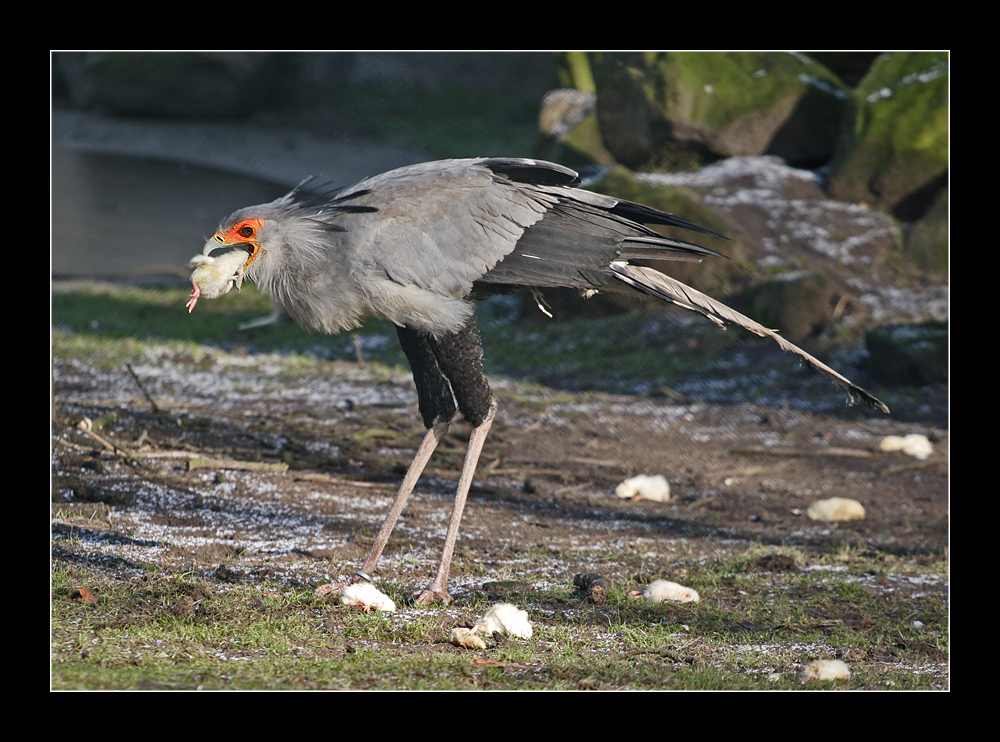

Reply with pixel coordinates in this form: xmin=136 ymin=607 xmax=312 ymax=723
xmin=727 ymin=271 xmax=842 ymax=342
xmin=905 ymin=186 xmax=948 ymax=275
xmin=57 ymin=52 xmax=280 ymax=118
xmin=865 ymin=322 xmax=947 ymax=385
xmin=535 ymin=89 xmax=615 ymax=169
xmin=589 ymin=52 xmax=849 ymax=169
xmin=828 ymin=53 xmax=948 ymax=219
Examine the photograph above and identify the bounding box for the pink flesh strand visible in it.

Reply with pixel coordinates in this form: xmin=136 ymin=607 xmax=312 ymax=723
xmin=185 ymin=281 xmax=200 ymax=314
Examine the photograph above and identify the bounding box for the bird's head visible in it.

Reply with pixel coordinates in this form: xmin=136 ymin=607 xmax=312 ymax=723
xmin=189 ymin=179 xmax=342 ymax=312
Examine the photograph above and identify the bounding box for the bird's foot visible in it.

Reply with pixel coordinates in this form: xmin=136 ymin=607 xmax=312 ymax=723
xmin=414 ymin=587 xmax=451 ymax=606
xmin=185 ymin=282 xmax=201 ymax=314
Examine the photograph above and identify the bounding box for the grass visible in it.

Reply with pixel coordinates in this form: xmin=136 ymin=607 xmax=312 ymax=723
xmin=51 ymin=547 xmax=947 ymax=690
xmin=52 ymin=281 xmax=831 ymax=399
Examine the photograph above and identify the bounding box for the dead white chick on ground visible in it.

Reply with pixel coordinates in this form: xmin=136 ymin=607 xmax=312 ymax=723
xmin=807 ymin=497 xmax=866 ymax=522
xmin=615 ymin=474 xmax=670 ymax=503
xmin=340 ymin=582 xmax=396 ymax=613
xmin=450 ymin=627 xmax=488 ymax=650
xmin=879 ymin=434 xmax=933 ymax=460
xmin=800 ymin=659 xmax=851 ymax=682
xmin=186 ymin=249 xmax=248 ymax=313
xmin=474 ymin=603 xmax=533 ymax=639
xmin=639 ymin=579 xmax=700 ymax=604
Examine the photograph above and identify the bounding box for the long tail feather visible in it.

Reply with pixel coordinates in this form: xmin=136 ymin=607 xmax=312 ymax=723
xmin=610 ymin=263 xmax=890 ymax=414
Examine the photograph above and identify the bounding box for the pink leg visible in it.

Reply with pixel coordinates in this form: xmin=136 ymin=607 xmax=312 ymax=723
xmin=415 ymin=403 xmax=496 ymax=606
xmin=356 ymin=422 xmax=450 ymax=578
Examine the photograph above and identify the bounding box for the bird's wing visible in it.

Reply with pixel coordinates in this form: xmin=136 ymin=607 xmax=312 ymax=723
xmin=339 ymin=159 xmax=563 ymax=300
xmin=337 ymin=157 xmax=722 ymax=298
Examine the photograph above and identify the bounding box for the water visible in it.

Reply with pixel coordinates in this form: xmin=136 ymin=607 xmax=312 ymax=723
xmin=52 ymin=146 xmax=288 ymax=280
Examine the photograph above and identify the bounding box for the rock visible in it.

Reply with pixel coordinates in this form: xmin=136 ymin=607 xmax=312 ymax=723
xmin=865 ymin=322 xmax=947 ymax=385
xmin=828 ymin=53 xmax=948 ymax=218
xmin=806 ymin=497 xmax=866 ymax=522
xmin=573 ymin=573 xmax=609 ymax=604
xmin=641 ymin=580 xmax=700 ymax=604
xmin=807 ymin=53 xmax=882 ymax=88
xmin=57 ymin=52 xmax=280 ymax=118
xmin=535 ymin=89 xmax=615 ymax=169
xmin=474 ymin=603 xmax=533 ymax=639
xmin=340 ymin=582 xmax=396 ymax=613
xmin=615 ymin=474 xmax=671 ymax=503
xmin=70 ymin=587 xmax=97 ymax=605
xmin=912 ymin=620 xmax=925 ymax=630
xmin=450 ymin=627 xmax=488 ymax=650
xmin=728 ymin=271 xmax=841 ymax=342
xmin=879 ymin=434 xmax=933 ymax=460
xmin=800 ymin=659 xmax=851 ymax=682
xmin=590 ymin=52 xmax=848 ymax=169
xmin=905 ymin=186 xmax=948 ymax=275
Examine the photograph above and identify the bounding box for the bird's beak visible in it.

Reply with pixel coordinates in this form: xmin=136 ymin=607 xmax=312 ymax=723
xmin=211 ymin=233 xmax=263 ymax=271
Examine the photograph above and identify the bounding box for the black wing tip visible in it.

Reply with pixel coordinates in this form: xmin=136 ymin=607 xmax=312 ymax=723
xmin=847 ymin=386 xmax=891 ymax=415
xmin=610 ymin=199 xmax=730 ymax=241
xmin=481 ymin=157 xmax=581 ymax=187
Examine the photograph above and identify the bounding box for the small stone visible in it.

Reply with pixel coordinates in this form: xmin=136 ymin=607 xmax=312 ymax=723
xmin=800 ymin=659 xmax=851 ymax=682
xmin=450 ymin=627 xmax=487 ymax=650
xmin=879 ymin=434 xmax=933 ymax=460
xmin=641 ymin=579 xmax=700 ymax=604
xmin=573 ymin=573 xmax=608 ymax=604
xmin=474 ymin=603 xmax=533 ymax=639
xmin=70 ymin=587 xmax=97 ymax=605
xmin=807 ymin=497 xmax=866 ymax=522
xmin=615 ymin=474 xmax=670 ymax=503
xmin=340 ymin=582 xmax=396 ymax=612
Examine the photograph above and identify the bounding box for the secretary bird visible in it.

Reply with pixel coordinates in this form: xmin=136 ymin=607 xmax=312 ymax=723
xmin=187 ymin=157 xmax=889 ymax=605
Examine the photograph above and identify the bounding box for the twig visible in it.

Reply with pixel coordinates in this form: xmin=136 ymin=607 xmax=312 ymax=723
xmin=292 ymin=472 xmax=392 ymax=489
xmin=125 ymin=363 xmax=161 ymax=414
xmin=730 ymin=446 xmax=874 ymax=459
xmin=76 ymin=422 xmax=136 ymax=458
xmin=187 ymin=457 xmax=288 ymax=473
xmin=882 ymin=460 xmax=941 ymax=477
xmin=352 ymin=335 xmax=365 ymax=366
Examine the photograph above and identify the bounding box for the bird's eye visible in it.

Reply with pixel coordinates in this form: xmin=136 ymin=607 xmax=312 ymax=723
xmin=238 ymin=226 xmax=255 ymax=238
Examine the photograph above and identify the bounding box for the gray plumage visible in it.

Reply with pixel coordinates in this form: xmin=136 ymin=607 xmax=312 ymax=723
xmin=205 ymin=157 xmax=888 ymax=414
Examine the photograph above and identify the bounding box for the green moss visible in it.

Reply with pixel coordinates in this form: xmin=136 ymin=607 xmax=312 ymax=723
xmin=829 ymin=53 xmax=948 ymax=212
xmin=590 ymin=52 xmax=847 ymax=167
xmin=556 ymin=52 xmax=596 ymax=93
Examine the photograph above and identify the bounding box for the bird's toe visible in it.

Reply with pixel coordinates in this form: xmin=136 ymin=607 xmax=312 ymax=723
xmin=414 ymin=588 xmax=451 ymax=607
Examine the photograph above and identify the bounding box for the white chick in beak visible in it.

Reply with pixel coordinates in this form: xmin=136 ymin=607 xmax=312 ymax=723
xmin=185 ymin=248 xmax=248 ymax=313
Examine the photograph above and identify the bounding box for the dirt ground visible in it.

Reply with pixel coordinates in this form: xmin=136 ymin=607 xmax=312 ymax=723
xmin=51 ymin=285 xmax=948 ymax=690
